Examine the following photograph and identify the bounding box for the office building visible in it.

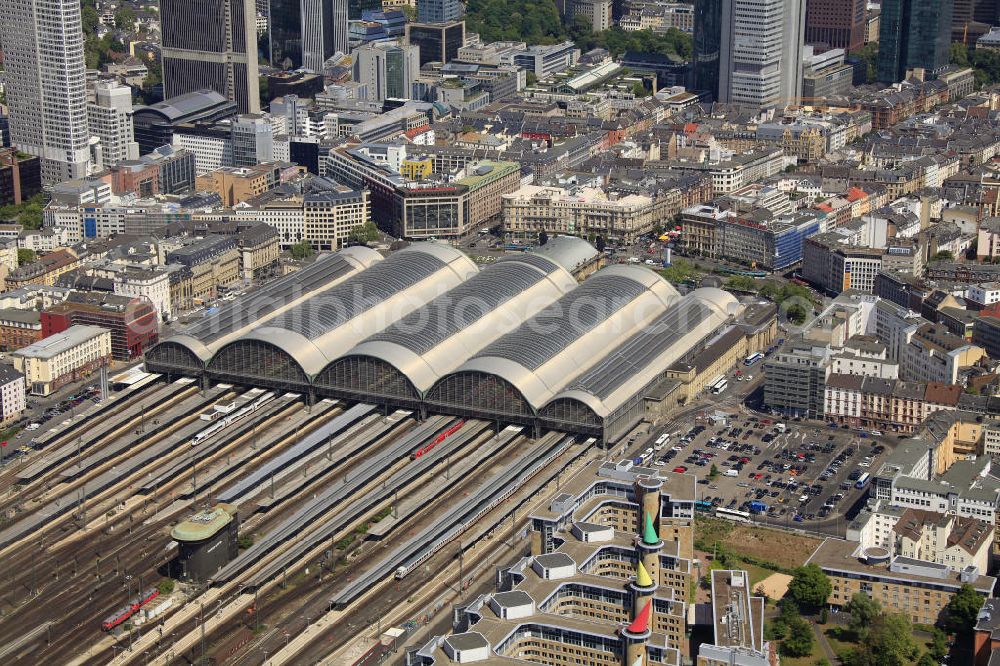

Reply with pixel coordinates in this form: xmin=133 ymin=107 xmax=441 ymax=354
xmin=302 ymin=0 xmax=349 ymax=72
xmin=0 ymin=310 xmax=44 ymax=352
xmin=406 ymin=20 xmax=466 ymax=66
xmin=805 ymin=0 xmax=866 ymax=52
xmin=877 ymin=0 xmax=954 ymax=83
xmin=0 ymin=0 xmax=91 ymax=182
xmin=268 ymin=0 xmax=301 ymax=68
xmin=88 ymin=81 xmax=140 ymax=168
xmin=132 ymin=90 xmax=238 ymax=156
xmin=692 ymin=0 xmax=723 ymax=99
xmin=160 ymin=0 xmax=261 ymax=113
xmin=418 ymin=0 xmax=463 ymax=22
xmin=41 ymin=292 xmax=160 ymax=361
xmin=353 ymin=41 xmax=421 ymax=102
xmin=12 ymin=324 xmax=111 ymax=396
xmin=716 ymin=0 xmax=805 ymax=108
xmin=231 ymin=115 xmax=274 ymax=167
xmin=0 ymin=149 xmax=42 ymax=207
xmin=802 ymin=46 xmax=856 ymax=100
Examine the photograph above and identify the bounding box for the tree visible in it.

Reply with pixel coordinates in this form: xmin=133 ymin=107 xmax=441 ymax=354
xmin=347 ymin=221 xmax=380 ymax=245
xmin=595 ymin=235 xmax=606 ymax=253
xmin=525 ymin=71 xmax=538 ymax=87
xmin=785 ymin=564 xmax=831 ymax=612
xmin=709 ymin=463 xmax=719 ymax=479
xmin=846 ymin=613 xmax=917 ymax=666
xmin=114 ymin=7 xmax=137 ymax=32
xmin=928 ymin=628 xmax=948 ymax=660
xmin=855 ymin=42 xmax=879 ymax=84
xmin=16 ymin=249 xmax=35 ymax=266
xmin=289 ymin=241 xmax=313 ymax=260
xmin=781 ymin=616 xmax=815 ymax=657
xmin=237 ymin=533 xmax=255 ymax=550
xmin=157 ymin=578 xmax=176 ymax=595
xmin=916 ymin=654 xmax=936 ymax=666
xmin=819 ymin=607 xmax=828 ymax=624
xmin=724 ymin=275 xmax=759 ymax=293
xmin=844 ymin=592 xmax=880 ymax=637
xmin=951 ymin=42 xmax=971 ymax=68
xmin=786 ymin=303 xmax=808 ymax=325
xmin=945 ymin=583 xmax=985 ymax=634
xmin=82 ymin=3 xmax=100 ymax=36
xmin=931 ymin=250 xmax=954 ymax=261
xmin=538 ymin=230 xmax=549 ymax=246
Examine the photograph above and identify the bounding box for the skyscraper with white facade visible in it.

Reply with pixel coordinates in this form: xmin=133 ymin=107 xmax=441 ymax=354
xmin=88 ymin=81 xmax=140 ymax=168
xmin=716 ymin=0 xmax=805 ymax=108
xmin=352 ymin=41 xmax=420 ymax=103
xmin=301 ymin=0 xmax=349 ymax=72
xmin=0 ymin=0 xmax=91 ymax=182
xmin=160 ymin=0 xmax=261 ymax=113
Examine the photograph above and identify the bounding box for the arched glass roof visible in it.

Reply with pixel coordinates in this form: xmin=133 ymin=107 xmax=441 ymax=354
xmin=544 ymin=288 xmax=741 ymax=418
xmin=220 ymin=243 xmax=478 ymax=378
xmin=322 ymin=252 xmax=579 ymax=394
xmin=435 ymin=265 xmax=681 ymax=410
xmin=145 ymin=246 xmax=380 ymax=369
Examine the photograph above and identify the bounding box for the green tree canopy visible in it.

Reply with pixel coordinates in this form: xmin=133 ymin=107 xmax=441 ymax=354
xmin=347 ymin=221 xmax=380 ymax=245
xmin=844 ymin=592 xmax=880 ymax=637
xmin=289 ymin=241 xmax=313 ymax=260
xmin=944 ymin=583 xmax=985 ymax=634
xmin=845 ymin=613 xmax=917 ymax=666
xmin=114 ymin=7 xmax=137 ymax=32
xmin=781 ymin=616 xmax=815 ymax=658
xmin=17 ymin=249 xmax=35 ymax=266
xmin=785 ymin=564 xmax=831 ymax=612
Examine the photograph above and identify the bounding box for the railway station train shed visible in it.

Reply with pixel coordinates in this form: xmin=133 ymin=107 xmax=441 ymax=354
xmin=146 ymin=239 xmax=743 ymax=443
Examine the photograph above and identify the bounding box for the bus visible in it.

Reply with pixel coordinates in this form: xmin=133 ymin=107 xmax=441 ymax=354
xmin=744 ymin=352 xmax=764 ymax=366
xmin=855 ymin=472 xmax=870 ymax=489
xmin=715 ymin=507 xmax=752 ymax=523
xmin=708 ymin=375 xmax=727 ymax=394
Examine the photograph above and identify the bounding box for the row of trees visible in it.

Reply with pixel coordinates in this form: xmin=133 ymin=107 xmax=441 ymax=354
xmin=465 ymin=0 xmax=691 ymax=61
xmin=774 ymin=563 xmax=983 ymax=665
xmin=951 ymin=43 xmax=1000 ymax=89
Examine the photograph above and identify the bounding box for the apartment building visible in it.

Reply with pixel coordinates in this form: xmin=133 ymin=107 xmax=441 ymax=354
xmin=900 ymin=323 xmax=986 ymax=384
xmin=503 ymin=184 xmax=657 ymax=243
xmin=12 ymin=325 xmax=111 ymax=396
xmin=808 ymin=537 xmax=995 ymax=626
xmin=0 ymin=309 xmax=43 ymax=352
xmin=0 ymin=365 xmax=26 ymax=423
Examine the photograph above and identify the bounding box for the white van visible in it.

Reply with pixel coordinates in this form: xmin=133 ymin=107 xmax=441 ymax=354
xmin=774 ymin=423 xmax=787 ymax=433
xmin=725 ymin=469 xmax=739 ymax=477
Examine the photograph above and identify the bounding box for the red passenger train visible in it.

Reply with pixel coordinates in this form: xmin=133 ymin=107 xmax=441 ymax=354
xmin=411 ymin=421 xmax=464 ymax=459
xmin=101 ymin=588 xmax=160 ymax=631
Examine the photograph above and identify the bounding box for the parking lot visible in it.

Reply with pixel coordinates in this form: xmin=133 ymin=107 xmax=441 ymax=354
xmin=634 ymin=413 xmax=894 ymax=533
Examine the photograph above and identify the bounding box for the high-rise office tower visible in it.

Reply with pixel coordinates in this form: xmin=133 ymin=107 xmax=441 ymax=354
xmin=715 ymin=0 xmax=805 ymax=108
xmin=877 ymin=0 xmax=953 ymax=83
xmin=302 ymin=0 xmax=348 ymax=72
xmin=405 ymin=20 xmax=466 ymax=66
xmin=952 ymin=0 xmax=997 ymax=42
xmin=693 ymin=0 xmax=723 ymax=99
xmin=805 ymin=0 xmax=866 ymax=52
xmin=0 ymin=0 xmax=91 ymax=182
xmin=269 ymin=0 xmax=302 ymax=68
xmin=88 ymin=81 xmax=140 ymax=168
xmin=161 ymin=0 xmax=261 ymax=113
xmin=352 ymin=41 xmax=420 ymax=102
xmin=417 ymin=0 xmax=465 ymax=23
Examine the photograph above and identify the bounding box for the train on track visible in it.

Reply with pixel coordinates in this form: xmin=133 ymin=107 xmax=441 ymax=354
xmin=191 ymin=391 xmax=275 ymax=447
xmin=101 ymin=588 xmax=160 ymax=631
xmin=411 ymin=420 xmax=464 ymax=459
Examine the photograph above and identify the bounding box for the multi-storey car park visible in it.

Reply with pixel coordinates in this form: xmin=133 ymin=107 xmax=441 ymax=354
xmin=145 ymin=237 xmax=742 ymax=444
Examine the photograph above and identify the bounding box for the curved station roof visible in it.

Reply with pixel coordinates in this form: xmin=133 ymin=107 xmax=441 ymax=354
xmin=145 ymin=239 xmax=745 ymax=442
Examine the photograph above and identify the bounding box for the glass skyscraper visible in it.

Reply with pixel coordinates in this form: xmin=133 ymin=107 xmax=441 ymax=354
xmin=877 ymin=0 xmax=954 ymax=83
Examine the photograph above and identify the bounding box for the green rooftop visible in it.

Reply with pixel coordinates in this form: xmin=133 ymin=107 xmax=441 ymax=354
xmin=170 ymin=503 xmax=236 ymax=542
xmin=455 ymin=161 xmax=520 ymax=189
